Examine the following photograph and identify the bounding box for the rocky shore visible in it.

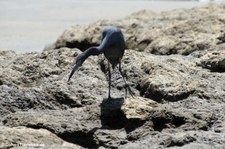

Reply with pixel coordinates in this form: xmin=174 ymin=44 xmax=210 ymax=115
xmin=1 ymin=4 xmax=225 ymax=149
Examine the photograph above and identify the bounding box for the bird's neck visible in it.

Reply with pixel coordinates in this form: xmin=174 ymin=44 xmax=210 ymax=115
xmin=84 ymin=47 xmax=102 ymax=58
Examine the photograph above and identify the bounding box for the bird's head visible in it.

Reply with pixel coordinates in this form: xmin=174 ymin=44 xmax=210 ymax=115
xmin=68 ymin=52 xmax=86 ymax=82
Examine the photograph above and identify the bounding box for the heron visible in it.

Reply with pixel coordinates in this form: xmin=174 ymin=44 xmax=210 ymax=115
xmin=68 ymin=26 xmax=134 ymax=99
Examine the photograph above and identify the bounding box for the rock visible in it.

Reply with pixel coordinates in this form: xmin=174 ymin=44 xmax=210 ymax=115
xmin=0 ymin=126 xmax=81 ymax=149
xmin=0 ymin=49 xmax=16 ymax=69
xmin=1 ymin=3 xmax=225 ymax=149
xmin=2 ymin=97 xmax=215 ymax=148
xmin=139 ymin=55 xmax=197 ymax=102
xmin=51 ymin=4 xmax=225 ymax=55
xmin=0 ymin=47 xmax=110 ymax=118
xmin=197 ymin=50 xmax=225 ymax=72
xmin=2 ymin=107 xmax=101 ymax=148
xmin=121 ymin=96 xmax=158 ymax=120
xmin=120 ymin=130 xmax=225 ymax=149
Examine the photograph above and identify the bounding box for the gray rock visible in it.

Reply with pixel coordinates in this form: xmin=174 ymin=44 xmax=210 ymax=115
xmin=1 ymin=3 xmax=225 ymax=149
xmin=0 ymin=126 xmax=82 ymax=149
xmin=197 ymin=50 xmax=225 ymax=72
xmin=51 ymin=4 xmax=225 ymax=55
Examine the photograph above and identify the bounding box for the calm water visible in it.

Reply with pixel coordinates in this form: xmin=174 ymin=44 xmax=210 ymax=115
xmin=0 ymin=0 xmax=221 ymax=53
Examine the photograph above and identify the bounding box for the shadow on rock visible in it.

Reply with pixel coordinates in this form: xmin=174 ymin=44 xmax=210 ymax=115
xmin=100 ymin=97 xmax=126 ymax=129
xmin=100 ymin=97 xmax=145 ymax=133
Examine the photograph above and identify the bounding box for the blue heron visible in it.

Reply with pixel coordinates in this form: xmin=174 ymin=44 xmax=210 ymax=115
xmin=68 ymin=26 xmax=134 ymax=99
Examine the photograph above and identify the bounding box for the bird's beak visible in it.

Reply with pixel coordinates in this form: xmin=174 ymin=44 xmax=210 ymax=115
xmin=68 ymin=60 xmax=82 ymax=82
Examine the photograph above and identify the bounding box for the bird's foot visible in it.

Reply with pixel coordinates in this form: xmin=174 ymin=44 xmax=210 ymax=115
xmin=108 ymin=95 xmax=112 ymax=100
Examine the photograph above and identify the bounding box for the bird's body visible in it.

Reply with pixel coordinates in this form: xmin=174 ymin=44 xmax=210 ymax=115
xmin=68 ymin=26 xmax=133 ymax=98
xmin=101 ymin=26 xmax=125 ymax=68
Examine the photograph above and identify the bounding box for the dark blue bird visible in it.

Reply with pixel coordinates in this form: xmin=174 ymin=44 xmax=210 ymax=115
xmin=68 ymin=26 xmax=134 ymax=99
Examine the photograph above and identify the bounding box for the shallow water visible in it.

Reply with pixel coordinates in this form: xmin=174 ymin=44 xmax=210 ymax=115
xmin=0 ymin=0 xmax=221 ymax=53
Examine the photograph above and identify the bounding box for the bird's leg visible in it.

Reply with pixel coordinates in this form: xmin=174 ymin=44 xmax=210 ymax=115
xmin=108 ymin=62 xmax=112 ymax=99
xmin=119 ymin=63 xmax=134 ymax=98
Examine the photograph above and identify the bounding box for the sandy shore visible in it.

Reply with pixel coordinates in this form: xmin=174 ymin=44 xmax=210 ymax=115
xmin=0 ymin=0 xmax=211 ymax=53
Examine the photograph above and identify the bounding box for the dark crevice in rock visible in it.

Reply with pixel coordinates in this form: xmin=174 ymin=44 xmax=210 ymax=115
xmin=199 ymin=125 xmax=209 ymax=131
xmin=198 ymin=55 xmax=225 ymax=73
xmin=100 ymin=98 xmax=127 ymax=129
xmin=165 ymin=136 xmax=196 ymax=147
xmin=202 ymin=66 xmax=225 ymax=73
xmin=152 ymin=115 xmax=186 ymax=132
xmin=100 ymin=98 xmax=145 ymax=132
xmin=52 ymin=91 xmax=82 ymax=108
xmin=211 ymin=69 xmax=225 ymax=73
xmin=139 ymin=87 xmax=195 ymax=103
xmin=138 ymin=39 xmax=152 ymax=50
xmin=217 ymin=33 xmax=225 ymax=44
xmin=26 ymin=123 xmax=57 ymax=135
xmin=101 ymin=109 xmax=128 ymax=129
xmin=64 ymin=40 xmax=98 ymax=52
xmin=99 ymin=58 xmax=108 ymax=74
xmin=124 ymin=119 xmax=146 ymax=133
xmin=100 ymin=107 xmax=145 ymax=132
xmin=0 ymin=80 xmax=3 ymax=86
xmin=59 ymin=131 xmax=98 ymax=148
xmin=26 ymin=124 xmax=98 ymax=148
xmin=139 ymin=88 xmax=164 ymax=103
xmin=165 ymin=90 xmax=196 ymax=102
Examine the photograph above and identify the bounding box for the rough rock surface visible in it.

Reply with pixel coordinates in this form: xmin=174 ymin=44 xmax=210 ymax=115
xmin=0 ymin=126 xmax=81 ymax=149
xmin=1 ymin=4 xmax=225 ymax=149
